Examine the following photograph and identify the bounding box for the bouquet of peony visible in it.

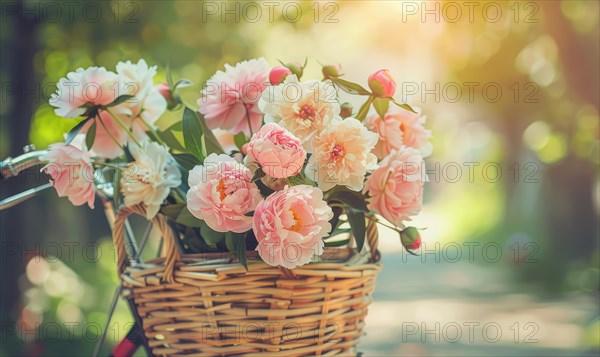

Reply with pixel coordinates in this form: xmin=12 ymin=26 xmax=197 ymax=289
xmin=42 ymin=58 xmax=431 ymax=269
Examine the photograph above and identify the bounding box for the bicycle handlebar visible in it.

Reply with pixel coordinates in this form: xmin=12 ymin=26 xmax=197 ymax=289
xmin=0 ymin=147 xmax=47 ymax=181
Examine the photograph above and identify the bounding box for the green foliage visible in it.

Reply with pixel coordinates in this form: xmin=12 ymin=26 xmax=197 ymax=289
xmin=347 ymin=208 xmax=366 ymax=252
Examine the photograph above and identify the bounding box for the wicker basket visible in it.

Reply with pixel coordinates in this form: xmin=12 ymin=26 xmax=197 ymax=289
xmin=112 ymin=204 xmax=382 ymax=357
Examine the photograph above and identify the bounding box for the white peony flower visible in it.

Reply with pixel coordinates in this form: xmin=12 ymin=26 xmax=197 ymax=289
xmin=305 ymin=118 xmax=378 ymax=192
xmin=121 ymin=140 xmax=181 ymax=219
xmin=113 ymin=59 xmax=167 ymax=131
xmin=258 ymin=75 xmax=340 ymax=152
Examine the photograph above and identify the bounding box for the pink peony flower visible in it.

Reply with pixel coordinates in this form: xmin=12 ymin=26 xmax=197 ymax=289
xmin=50 ymin=66 xmax=119 ymax=118
xmin=51 ymin=60 xmax=167 ymax=159
xmin=246 ymin=123 xmax=306 ymax=179
xmin=368 ymin=69 xmax=396 ymax=98
xmin=306 ymin=118 xmax=378 ymax=191
xmin=41 ymin=143 xmax=96 ymax=208
xmin=269 ymin=66 xmax=292 ymax=85
xmin=365 ymin=106 xmax=432 ymax=159
xmin=364 ymin=147 xmax=427 ymax=228
xmin=252 ymin=185 xmax=333 ymax=269
xmin=198 ymin=58 xmax=269 ymax=136
xmin=187 ymin=154 xmax=262 ymax=233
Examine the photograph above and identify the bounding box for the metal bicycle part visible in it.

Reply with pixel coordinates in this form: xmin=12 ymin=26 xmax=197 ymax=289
xmin=2 ymin=146 xmax=153 ymax=357
xmin=93 ymin=220 xmax=153 ymax=357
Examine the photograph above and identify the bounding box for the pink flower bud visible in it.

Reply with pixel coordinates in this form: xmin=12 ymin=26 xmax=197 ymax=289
xmin=155 ymin=82 xmax=172 ymax=102
xmin=322 ymin=64 xmax=343 ymax=79
xmin=368 ymin=69 xmax=396 ymax=97
xmin=400 ymin=227 xmax=421 ymax=250
xmin=155 ymin=82 xmax=178 ymax=110
xmin=269 ymin=66 xmax=292 ymax=85
xmin=241 ymin=143 xmax=249 ymax=155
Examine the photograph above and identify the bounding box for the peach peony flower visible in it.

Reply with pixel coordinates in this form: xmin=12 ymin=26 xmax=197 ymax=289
xmin=259 ymin=75 xmax=340 ymax=152
xmin=198 ymin=58 xmax=269 ymax=136
xmin=306 ymin=118 xmax=378 ymax=191
xmin=121 ymin=140 xmax=181 ymax=219
xmin=187 ymin=154 xmax=262 ymax=233
xmin=363 ymin=147 xmax=427 ymax=228
xmin=365 ymin=106 xmax=432 ymax=159
xmin=252 ymin=185 xmax=333 ymax=269
xmin=41 ymin=142 xmax=96 ymax=208
xmin=246 ymin=123 xmax=306 ymax=179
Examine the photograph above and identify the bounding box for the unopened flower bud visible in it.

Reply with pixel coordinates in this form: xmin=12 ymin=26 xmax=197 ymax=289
xmin=285 ymin=62 xmax=304 ymax=79
xmin=400 ymin=227 xmax=421 ymax=250
xmin=340 ymin=102 xmax=353 ymax=118
xmin=368 ymin=69 xmax=396 ymax=98
xmin=269 ymin=66 xmax=292 ymax=85
xmin=322 ymin=64 xmax=343 ymax=79
xmin=155 ymin=82 xmax=177 ymax=110
xmin=241 ymin=143 xmax=249 ymax=155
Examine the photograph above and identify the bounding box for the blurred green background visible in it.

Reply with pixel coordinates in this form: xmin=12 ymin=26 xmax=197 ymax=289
xmin=0 ymin=1 xmax=598 ymax=356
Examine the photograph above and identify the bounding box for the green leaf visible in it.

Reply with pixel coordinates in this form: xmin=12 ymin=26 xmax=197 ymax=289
xmin=174 ymin=79 xmax=193 ymax=89
xmin=251 ymin=168 xmax=266 ymax=183
xmin=331 ymin=77 xmax=371 ymax=95
xmin=176 ymin=207 xmax=204 ymax=227
xmin=183 ymin=107 xmax=224 ymax=156
xmin=327 ymin=190 xmax=368 ymax=212
xmin=199 ymin=221 xmax=225 ymax=247
xmin=226 ymin=232 xmax=248 ymax=269
xmin=182 ymin=108 xmax=207 ymax=161
xmin=328 ymin=228 xmax=352 ymax=238
xmin=161 ymin=203 xmax=185 ymax=220
xmin=157 ymin=129 xmax=186 ymax=152
xmin=373 ymin=97 xmax=390 ymax=118
xmin=255 ymin=179 xmax=275 ymax=197
xmin=113 ymin=167 xmax=121 ymax=209
xmin=65 ymin=117 xmax=91 ymax=145
xmin=167 ymin=121 xmax=183 ymax=131
xmin=347 ymin=208 xmax=366 ymax=252
xmin=105 ymin=95 xmax=135 ymax=107
xmin=173 ymin=153 xmax=201 ymax=171
xmin=200 ymin=135 xmax=208 ymax=159
xmin=85 ymin=121 xmax=96 ymax=150
xmin=287 ymin=172 xmax=314 ymax=187
xmin=166 ymin=63 xmax=174 ymax=88
xmin=324 ymin=235 xmax=351 ymax=247
xmin=355 ymin=96 xmax=374 ymax=121
xmin=391 ymin=98 xmax=417 ymax=113
xmin=234 ymin=132 xmax=249 ymax=150
xmin=197 ymin=112 xmax=225 ymax=155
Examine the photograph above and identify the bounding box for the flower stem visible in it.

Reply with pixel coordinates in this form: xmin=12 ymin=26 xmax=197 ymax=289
xmin=366 ymin=215 xmax=402 ymax=233
xmin=137 ymin=115 xmax=166 ymax=146
xmin=93 ymin=162 xmax=121 ymax=170
xmin=96 ymin=114 xmax=124 ymax=151
xmin=104 ymin=108 xmax=142 ymax=146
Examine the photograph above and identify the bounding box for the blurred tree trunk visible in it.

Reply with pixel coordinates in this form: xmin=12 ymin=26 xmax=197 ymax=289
xmin=539 ymin=2 xmax=599 ymax=261
xmin=0 ymin=0 xmax=39 ymax=331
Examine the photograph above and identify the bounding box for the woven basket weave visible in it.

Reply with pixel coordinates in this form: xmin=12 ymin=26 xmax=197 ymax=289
xmin=112 ymin=204 xmax=382 ymax=357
